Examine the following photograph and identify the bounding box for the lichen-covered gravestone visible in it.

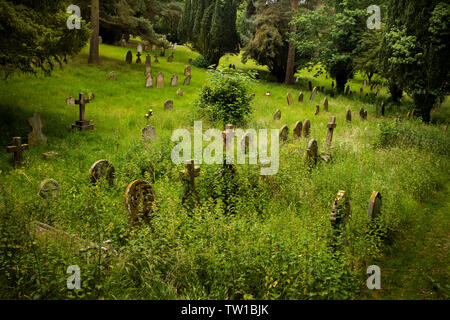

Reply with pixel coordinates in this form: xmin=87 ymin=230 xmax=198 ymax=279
xmin=323 ymin=98 xmax=328 ymax=112
xmin=367 ymin=191 xmax=382 ymax=220
xmin=293 ymin=121 xmax=303 ymax=138
xmin=170 ymin=74 xmax=178 ymax=86
xmin=184 ymin=66 xmax=191 ymax=77
xmin=6 ymin=137 xmax=28 ymax=166
xmin=164 ymin=100 xmax=174 ymax=110
xmin=286 ymin=93 xmax=293 ymax=105
xmin=28 ymin=113 xmax=47 ymax=145
xmin=303 ymin=119 xmax=311 ymax=138
xmin=39 ymin=179 xmax=59 ymax=198
xmin=183 ymin=75 xmax=191 ymax=85
xmin=240 ymin=132 xmax=255 ymax=155
xmin=330 ymin=190 xmax=350 ymax=229
xmin=156 ymin=72 xmax=164 ymax=88
xmin=326 ymin=116 xmax=337 ymax=147
xmin=160 ymin=47 xmax=165 ymax=57
xmin=167 ymin=52 xmax=174 ymax=62
xmin=88 ymin=160 xmax=115 ymax=185
xmin=142 ymin=125 xmax=156 ymax=142
xmin=314 ymin=105 xmax=320 ymax=115
xmin=310 ymin=87 xmax=318 ymax=101
xmin=279 ymin=125 xmax=289 ymax=142
xmin=305 ymin=139 xmax=319 ymax=167
xmin=145 ymin=74 xmax=153 ymax=88
xmin=273 ymin=109 xmax=281 ymax=120
xmin=298 ymin=92 xmax=304 ymax=103
xmin=124 ymin=180 xmax=156 ymax=226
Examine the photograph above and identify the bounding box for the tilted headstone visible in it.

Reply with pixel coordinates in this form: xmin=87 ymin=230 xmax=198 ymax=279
xmin=126 ymin=51 xmax=132 ymax=64
xmin=305 ymin=139 xmax=319 ymax=167
xmin=298 ymin=92 xmax=304 ymax=103
xmin=310 ymin=87 xmax=318 ymax=101
xmin=323 ymin=98 xmax=329 ymax=112
xmin=6 ymin=137 xmax=28 ymax=166
xmin=330 ymin=190 xmax=350 ymax=229
xmin=295 ymin=76 xmax=300 ymax=83
xmin=156 ymin=72 xmax=164 ymax=88
xmin=177 ymin=88 xmax=183 ymax=96
xmin=314 ymin=105 xmax=320 ymax=115
xmin=39 ymin=178 xmax=59 ymax=198
xmin=273 ymin=109 xmax=281 ymax=120
xmin=89 ymin=160 xmax=115 ymax=185
xmin=124 ymin=180 xmax=156 ymax=226
xmin=180 ymin=159 xmax=201 ymax=207
xmin=142 ymin=125 xmax=156 ymax=142
xmin=28 ymin=113 xmax=47 ymax=145
xmin=170 ymin=74 xmax=178 ymax=86
xmin=303 ymin=119 xmax=311 ymax=138
xmin=367 ymin=191 xmax=382 ymax=220
xmin=286 ymin=92 xmax=293 ymax=105
xmin=183 ymin=75 xmax=191 ymax=85
xmin=279 ymin=125 xmax=289 ymax=142
xmin=145 ymin=74 xmax=154 ymax=88
xmin=109 ymin=71 xmax=116 ymax=80
xmin=164 ymin=100 xmax=174 ymax=110
xmin=293 ymin=121 xmax=303 ymax=138
xmin=346 ymin=110 xmax=352 ymax=122
xmin=326 ymin=116 xmax=337 ymax=146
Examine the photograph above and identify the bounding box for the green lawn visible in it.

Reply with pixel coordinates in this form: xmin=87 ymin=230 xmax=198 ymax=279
xmin=0 ymin=43 xmax=448 ymax=300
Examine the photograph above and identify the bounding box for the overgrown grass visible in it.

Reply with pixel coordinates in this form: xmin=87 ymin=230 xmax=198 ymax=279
xmin=0 ymin=44 xmax=448 ymax=299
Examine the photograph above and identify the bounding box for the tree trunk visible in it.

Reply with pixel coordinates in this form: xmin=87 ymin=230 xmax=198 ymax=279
xmin=413 ymin=93 xmax=436 ymax=123
xmin=88 ymin=0 xmax=100 ymax=64
xmin=284 ymin=0 xmax=299 ymax=85
xmin=335 ymin=73 xmax=347 ymax=93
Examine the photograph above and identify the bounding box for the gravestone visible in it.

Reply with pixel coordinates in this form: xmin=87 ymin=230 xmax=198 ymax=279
xmin=364 ymin=110 xmax=368 ymax=120
xmin=109 ymin=71 xmax=116 ymax=80
xmin=124 ymin=180 xmax=156 ymax=226
xmin=367 ymin=191 xmax=382 ymax=220
xmin=326 ymin=116 xmax=337 ymax=146
xmin=28 ymin=113 xmax=47 ymax=145
xmin=137 ymin=43 xmax=143 ymax=53
xmin=314 ymin=105 xmax=320 ymax=115
xmin=177 ymin=88 xmax=183 ymax=96
xmin=380 ymin=102 xmax=385 ymax=116
xmin=173 ymin=43 xmax=177 ymax=50
xmin=310 ymin=87 xmax=318 ymax=101
xmin=89 ymin=160 xmax=115 ymax=185
xmin=293 ymin=121 xmax=303 ymax=138
xmin=170 ymin=74 xmax=178 ymax=86
xmin=279 ymin=125 xmax=289 ymax=142
xmin=145 ymin=54 xmax=151 ymax=67
xmin=184 ymin=65 xmax=191 ymax=76
xmin=156 ymin=72 xmax=164 ymax=88
xmin=142 ymin=125 xmax=156 ymax=142
xmin=180 ymin=159 xmax=201 ymax=207
xmin=286 ymin=92 xmax=293 ymax=105
xmin=167 ymin=52 xmax=174 ymax=62
xmin=330 ymin=190 xmax=350 ymax=229
xmin=305 ymin=139 xmax=319 ymax=167
xmin=42 ymin=151 xmax=59 ymax=160
xmin=298 ymin=92 xmax=304 ymax=103
xmin=164 ymin=100 xmax=174 ymax=110
xmin=346 ymin=110 xmax=352 ymax=122
xmin=160 ymin=47 xmax=165 ymax=57
xmin=136 ymin=52 xmax=142 ymax=64
xmin=144 ymin=44 xmax=148 ymax=51
xmin=303 ymin=119 xmax=311 ymax=137
xmin=6 ymin=137 xmax=29 ymax=166
xmin=240 ymin=132 xmax=255 ymax=155
xmin=126 ymin=51 xmax=132 ymax=64
xmin=145 ymin=66 xmax=152 ymax=76
xmin=359 ymin=108 xmax=365 ymax=120
xmin=273 ymin=109 xmax=281 ymax=120
xmin=145 ymin=74 xmax=154 ymax=88
xmin=183 ymin=75 xmax=191 ymax=85
xmin=66 ymin=92 xmax=95 ymax=131
xmin=308 ymin=80 xmax=312 ymax=91
xmin=323 ymin=98 xmax=329 ymax=112
xmin=154 ymin=55 xmax=159 ymax=63
xmin=39 ymin=178 xmax=59 ymax=198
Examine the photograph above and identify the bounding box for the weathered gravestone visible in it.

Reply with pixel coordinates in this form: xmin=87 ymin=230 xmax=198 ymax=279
xmin=326 ymin=116 xmax=337 ymax=147
xmin=298 ymin=92 xmax=304 ymax=103
xmin=109 ymin=71 xmax=116 ymax=80
xmin=164 ymin=100 xmax=174 ymax=110
xmin=177 ymin=88 xmax=183 ymax=96
xmin=184 ymin=65 xmax=191 ymax=77
xmin=66 ymin=93 xmax=95 ymax=131
xmin=367 ymin=191 xmax=382 ymax=221
xmin=39 ymin=178 xmax=59 ymax=199
xmin=359 ymin=108 xmax=366 ymax=120
xmin=145 ymin=54 xmax=151 ymax=67
xmin=330 ymin=190 xmax=350 ymax=229
xmin=346 ymin=110 xmax=352 ymax=122
xmin=167 ymin=52 xmax=174 ymax=62
xmin=145 ymin=74 xmax=154 ymax=88
xmin=145 ymin=66 xmax=152 ymax=76
xmin=160 ymin=47 xmax=165 ymax=57
xmin=293 ymin=121 xmax=303 ymax=138
xmin=310 ymin=87 xmax=318 ymax=101
xmin=126 ymin=51 xmax=132 ymax=64
xmin=286 ymin=93 xmax=293 ymax=105
xmin=303 ymin=119 xmax=311 ymax=138
xmin=6 ymin=137 xmax=28 ymax=166
xmin=180 ymin=159 xmax=201 ymax=207
xmin=137 ymin=43 xmax=143 ymax=53
xmin=279 ymin=125 xmax=289 ymax=142
xmin=28 ymin=113 xmax=47 ymax=145
xmin=273 ymin=109 xmax=281 ymax=120
xmin=183 ymin=75 xmax=191 ymax=85
xmin=323 ymin=98 xmax=329 ymax=112
xmin=315 ymin=105 xmax=320 ymax=115
xmin=240 ymin=131 xmax=256 ymax=155
xmin=305 ymin=139 xmax=319 ymax=167
xmin=124 ymin=180 xmax=156 ymax=226
xmin=170 ymin=74 xmax=178 ymax=86
xmin=142 ymin=125 xmax=156 ymax=142
xmin=152 ymin=44 xmax=156 ymax=51
xmin=156 ymin=72 xmax=164 ymax=88
xmin=89 ymin=160 xmax=115 ymax=185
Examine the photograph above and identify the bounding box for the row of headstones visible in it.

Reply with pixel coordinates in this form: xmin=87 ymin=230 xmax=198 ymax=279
xmin=125 ymin=48 xmax=175 ymax=65
xmin=144 ymin=72 xmax=191 ymax=88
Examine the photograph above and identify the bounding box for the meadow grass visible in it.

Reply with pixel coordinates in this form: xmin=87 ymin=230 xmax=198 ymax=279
xmin=0 ymin=43 xmax=448 ymax=299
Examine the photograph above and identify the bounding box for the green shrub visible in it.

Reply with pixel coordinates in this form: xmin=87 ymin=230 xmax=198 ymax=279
xmin=192 ymin=55 xmax=214 ymax=69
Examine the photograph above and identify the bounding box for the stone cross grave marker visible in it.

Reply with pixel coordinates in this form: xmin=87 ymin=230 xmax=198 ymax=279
xmin=183 ymin=75 xmax=191 ymax=85
xmin=303 ymin=119 xmax=311 ymax=137
xmin=142 ymin=125 xmax=156 ymax=143
xmin=273 ymin=109 xmax=281 ymax=120
xmin=367 ymin=191 xmax=382 ymax=221
xmin=28 ymin=113 xmax=47 ymax=145
xmin=315 ymin=105 xmax=320 ymax=115
xmin=310 ymin=87 xmax=318 ymax=101
xmin=109 ymin=71 xmax=116 ymax=80
xmin=286 ymin=92 xmax=293 ymax=105
xmin=330 ymin=190 xmax=350 ymax=229
xmin=298 ymin=92 xmax=304 ymax=103
xmin=326 ymin=116 xmax=337 ymax=147
xmin=180 ymin=159 xmax=201 ymax=207
xmin=6 ymin=137 xmax=29 ymax=166
xmin=38 ymin=178 xmax=59 ymax=199
xmin=89 ymin=159 xmax=115 ymax=185
xmin=154 ymin=55 xmax=159 ymax=63
xmin=66 ymin=93 xmax=95 ymax=131
xmin=177 ymin=88 xmax=183 ymax=96
xmin=126 ymin=51 xmax=132 ymax=64
xmin=346 ymin=110 xmax=352 ymax=122
xmin=145 ymin=74 xmax=154 ymax=88
xmin=136 ymin=52 xmax=142 ymax=64
xmin=293 ymin=121 xmax=303 ymax=138
xmin=323 ymin=98 xmax=328 ymax=112
xmin=305 ymin=139 xmax=319 ymax=167
xmin=170 ymin=74 xmax=178 ymax=86
xmin=124 ymin=180 xmax=156 ymax=227
xmin=164 ymin=100 xmax=174 ymax=110
xmin=279 ymin=125 xmax=289 ymax=142
xmin=156 ymin=72 xmax=164 ymax=88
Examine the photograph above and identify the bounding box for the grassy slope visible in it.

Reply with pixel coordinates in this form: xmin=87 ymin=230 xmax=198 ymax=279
xmin=0 ymin=44 xmax=448 ymax=299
